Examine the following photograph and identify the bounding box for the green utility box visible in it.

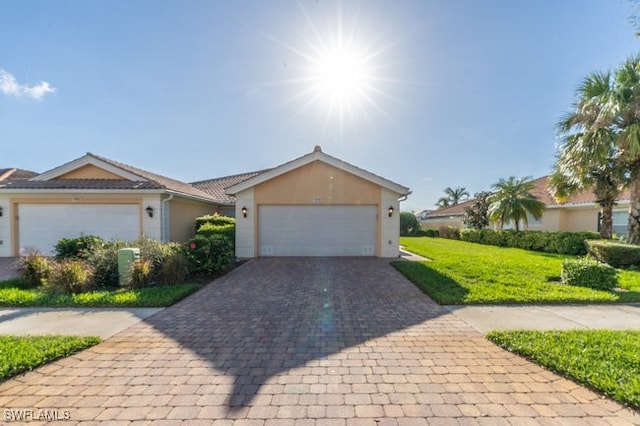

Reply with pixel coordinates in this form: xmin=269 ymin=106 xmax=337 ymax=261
xmin=118 ymin=248 xmax=140 ymax=286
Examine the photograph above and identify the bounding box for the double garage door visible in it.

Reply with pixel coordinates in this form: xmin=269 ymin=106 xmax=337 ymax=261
xmin=258 ymin=205 xmax=377 ymax=257
xmin=18 ymin=204 xmax=141 ymax=255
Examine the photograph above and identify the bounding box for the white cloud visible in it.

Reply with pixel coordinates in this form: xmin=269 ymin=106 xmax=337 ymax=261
xmin=0 ymin=69 xmax=55 ymax=100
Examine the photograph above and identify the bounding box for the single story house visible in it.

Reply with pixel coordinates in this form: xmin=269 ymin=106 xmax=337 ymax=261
xmin=419 ymin=176 xmax=631 ymax=236
xmin=0 ymin=147 xmax=410 ymax=258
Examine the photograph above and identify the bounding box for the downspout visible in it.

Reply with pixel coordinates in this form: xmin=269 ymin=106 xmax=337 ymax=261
xmin=161 ymin=194 xmax=174 ymax=242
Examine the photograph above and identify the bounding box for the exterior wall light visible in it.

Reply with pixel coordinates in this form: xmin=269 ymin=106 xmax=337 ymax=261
xmin=388 ymin=206 xmax=394 ymax=217
xmin=241 ymin=206 xmax=248 ymax=218
xmin=0 ymin=206 xmax=3 ymax=217
xmin=145 ymin=206 xmax=154 ymax=218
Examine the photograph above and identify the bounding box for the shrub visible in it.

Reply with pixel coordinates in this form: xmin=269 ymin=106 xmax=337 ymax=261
xmin=187 ymin=234 xmax=234 ymax=274
xmin=19 ymin=253 xmax=51 ymax=288
xmin=54 ymin=235 xmax=105 ymax=260
xmin=460 ymin=229 xmax=599 ymax=255
xmin=197 ymin=223 xmax=235 ymax=243
xmin=128 ymin=259 xmax=153 ymax=289
xmin=586 ymin=240 xmax=640 ymax=269
xmin=195 ymin=214 xmax=236 ymax=230
xmin=400 ymin=212 xmax=419 ymax=236
xmin=561 ymin=258 xmax=617 ymax=290
xmin=417 ymin=228 xmax=439 ymax=237
xmin=46 ymin=260 xmax=94 ymax=294
xmin=86 ymin=243 xmax=122 ymax=288
xmin=157 ymin=249 xmax=190 ymax=285
xmin=438 ymin=226 xmax=461 ymax=240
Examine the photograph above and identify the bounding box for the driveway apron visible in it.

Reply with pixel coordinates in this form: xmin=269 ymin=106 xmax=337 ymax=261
xmin=0 ymin=258 xmax=638 ymax=425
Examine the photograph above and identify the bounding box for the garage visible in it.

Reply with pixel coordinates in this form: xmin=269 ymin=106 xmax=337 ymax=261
xmin=18 ymin=204 xmax=140 ymax=255
xmin=258 ymin=205 xmax=377 ymax=256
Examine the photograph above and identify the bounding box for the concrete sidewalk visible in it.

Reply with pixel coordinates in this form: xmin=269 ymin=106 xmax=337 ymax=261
xmin=446 ymin=303 xmax=640 ymax=333
xmin=0 ymin=307 xmax=162 ymax=338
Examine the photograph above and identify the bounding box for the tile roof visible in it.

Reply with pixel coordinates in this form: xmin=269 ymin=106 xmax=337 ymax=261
xmin=192 ymin=170 xmax=272 ymax=204
xmin=0 ymin=179 xmax=162 ymax=190
xmin=0 ymin=168 xmax=38 ymax=181
xmin=425 ymin=175 xmax=631 ymax=219
xmin=86 ymin=153 xmax=217 ymax=201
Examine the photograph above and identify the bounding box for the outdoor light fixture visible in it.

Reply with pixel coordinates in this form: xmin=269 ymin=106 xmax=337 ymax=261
xmin=0 ymin=206 xmax=3 ymax=217
xmin=145 ymin=206 xmax=154 ymax=218
xmin=241 ymin=206 xmax=248 ymax=218
xmin=388 ymin=206 xmax=394 ymax=217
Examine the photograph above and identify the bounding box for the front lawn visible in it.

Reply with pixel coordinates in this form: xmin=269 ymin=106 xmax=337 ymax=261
xmin=487 ymin=330 xmax=640 ymax=409
xmin=0 ymin=278 xmax=200 ymax=307
xmin=394 ymin=237 xmax=640 ymax=304
xmin=0 ymin=335 xmax=100 ymax=381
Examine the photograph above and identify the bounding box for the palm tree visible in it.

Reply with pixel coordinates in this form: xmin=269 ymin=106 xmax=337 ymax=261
xmin=552 ymin=71 xmax=628 ymax=239
xmin=611 ymin=55 xmax=640 ymax=244
xmin=435 ymin=186 xmax=469 ymax=209
xmin=488 ymin=176 xmax=545 ymax=231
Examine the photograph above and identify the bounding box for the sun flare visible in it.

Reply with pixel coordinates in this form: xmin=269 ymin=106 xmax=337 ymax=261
xmin=311 ymin=45 xmax=371 ymax=105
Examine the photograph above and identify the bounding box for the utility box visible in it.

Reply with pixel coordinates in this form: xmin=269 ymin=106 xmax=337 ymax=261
xmin=118 ymin=248 xmax=140 ymax=286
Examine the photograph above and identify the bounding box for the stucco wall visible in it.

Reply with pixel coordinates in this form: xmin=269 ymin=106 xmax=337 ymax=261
xmin=0 ymin=196 xmax=10 ymax=257
xmin=234 ymin=188 xmax=255 ymax=258
xmin=58 ymin=165 xmax=125 ymax=180
xmin=381 ymin=188 xmax=401 ymax=258
xmin=168 ymin=197 xmax=218 ymax=242
xmin=254 ymin=161 xmax=380 ymax=205
xmin=419 ymin=217 xmax=465 ymax=230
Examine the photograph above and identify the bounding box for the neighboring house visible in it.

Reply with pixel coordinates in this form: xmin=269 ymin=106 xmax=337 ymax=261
xmin=0 ymin=168 xmax=38 ymax=181
xmin=0 ymin=147 xmax=410 ymax=258
xmin=0 ymin=153 xmax=223 ymax=257
xmin=419 ymin=176 xmax=631 ymax=236
xmin=226 ymin=146 xmax=410 ymax=258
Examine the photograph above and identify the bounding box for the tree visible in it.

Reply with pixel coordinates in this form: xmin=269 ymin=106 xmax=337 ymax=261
xmin=463 ymin=191 xmax=491 ymax=229
xmin=488 ymin=176 xmax=545 ymax=231
xmin=435 ymin=186 xmax=469 ymax=209
xmin=552 ymin=71 xmax=628 ymax=239
xmin=399 ymin=212 xmax=419 ymax=236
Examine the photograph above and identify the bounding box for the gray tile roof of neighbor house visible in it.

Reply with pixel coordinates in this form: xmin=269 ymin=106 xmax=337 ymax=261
xmin=192 ymin=169 xmax=272 ymax=204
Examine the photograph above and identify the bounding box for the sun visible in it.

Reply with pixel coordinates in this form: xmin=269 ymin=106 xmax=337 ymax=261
xmin=310 ymin=43 xmax=371 ymax=106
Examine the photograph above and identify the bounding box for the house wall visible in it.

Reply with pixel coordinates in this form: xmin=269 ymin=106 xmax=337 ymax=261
xmin=57 ymin=165 xmax=125 ymax=180
xmin=168 ymin=197 xmax=218 ymax=242
xmin=253 ymin=161 xmax=380 ymax=205
xmin=419 ymin=216 xmax=465 ymax=230
xmin=381 ymin=188 xmax=401 ymax=258
xmin=0 ymin=196 xmax=10 ymax=257
xmin=234 ymin=188 xmax=255 ymax=258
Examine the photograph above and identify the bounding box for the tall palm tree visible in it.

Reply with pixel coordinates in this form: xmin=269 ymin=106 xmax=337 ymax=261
xmin=611 ymin=55 xmax=640 ymax=244
xmin=552 ymin=72 xmax=628 ymax=239
xmin=435 ymin=186 xmax=469 ymax=209
xmin=488 ymin=176 xmax=545 ymax=231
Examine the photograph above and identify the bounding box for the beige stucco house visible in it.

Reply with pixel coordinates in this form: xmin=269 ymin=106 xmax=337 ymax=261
xmin=0 ymin=147 xmax=410 ymax=258
xmin=225 ymin=146 xmax=411 ymax=258
xmin=0 ymin=153 xmax=223 ymax=257
xmin=420 ymin=176 xmax=631 ymax=236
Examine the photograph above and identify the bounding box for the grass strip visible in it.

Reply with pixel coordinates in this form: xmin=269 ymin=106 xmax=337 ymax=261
xmin=0 ymin=282 xmax=200 ymax=307
xmin=0 ymin=335 xmax=100 ymax=381
xmin=487 ymin=330 xmax=640 ymax=409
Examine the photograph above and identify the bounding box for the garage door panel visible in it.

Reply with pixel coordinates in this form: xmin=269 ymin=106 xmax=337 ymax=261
xmin=259 ymin=205 xmax=377 ymax=257
xmin=19 ymin=204 xmax=141 ymax=255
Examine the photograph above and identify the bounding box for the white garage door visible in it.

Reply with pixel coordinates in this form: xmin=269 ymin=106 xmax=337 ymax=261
xmin=258 ymin=205 xmax=377 ymax=256
xmin=19 ymin=204 xmax=141 ymax=255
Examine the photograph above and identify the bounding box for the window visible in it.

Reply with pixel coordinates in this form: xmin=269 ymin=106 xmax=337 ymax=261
xmin=612 ymin=210 xmax=629 ymax=237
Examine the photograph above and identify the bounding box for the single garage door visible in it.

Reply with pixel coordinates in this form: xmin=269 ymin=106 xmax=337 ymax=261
xmin=258 ymin=205 xmax=377 ymax=256
xmin=19 ymin=204 xmax=141 ymax=255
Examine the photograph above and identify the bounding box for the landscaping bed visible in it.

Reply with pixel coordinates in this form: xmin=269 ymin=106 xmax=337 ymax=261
xmin=393 ymin=237 xmax=640 ymax=304
xmin=487 ymin=330 xmax=640 ymax=409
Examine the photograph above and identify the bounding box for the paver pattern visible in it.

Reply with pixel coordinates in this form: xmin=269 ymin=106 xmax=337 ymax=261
xmin=0 ymin=257 xmax=638 ymax=425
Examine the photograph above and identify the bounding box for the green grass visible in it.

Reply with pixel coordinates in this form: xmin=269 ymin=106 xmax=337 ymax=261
xmin=0 ymin=335 xmax=100 ymax=381
xmin=487 ymin=330 xmax=640 ymax=409
xmin=394 ymin=237 xmax=640 ymax=304
xmin=0 ymin=279 xmax=200 ymax=307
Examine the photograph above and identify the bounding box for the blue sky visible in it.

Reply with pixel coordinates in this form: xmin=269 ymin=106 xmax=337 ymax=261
xmin=1 ymin=0 xmax=638 ymax=212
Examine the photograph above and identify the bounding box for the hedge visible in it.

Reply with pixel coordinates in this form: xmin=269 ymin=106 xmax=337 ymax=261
xmin=195 ymin=214 xmax=236 ymax=230
xmin=459 ymin=229 xmax=600 ymax=255
xmin=586 ymin=240 xmax=640 ymax=269
xmin=561 ymin=258 xmax=618 ymax=290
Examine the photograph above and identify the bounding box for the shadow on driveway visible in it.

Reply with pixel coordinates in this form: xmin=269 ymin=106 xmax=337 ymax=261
xmin=142 ymin=257 xmax=451 ymax=408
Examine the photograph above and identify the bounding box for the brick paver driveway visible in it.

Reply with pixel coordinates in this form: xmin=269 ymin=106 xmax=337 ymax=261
xmin=1 ymin=258 xmax=638 ymax=425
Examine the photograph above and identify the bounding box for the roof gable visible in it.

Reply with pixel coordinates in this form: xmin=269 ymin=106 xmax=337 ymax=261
xmin=225 ymin=146 xmax=410 ymax=196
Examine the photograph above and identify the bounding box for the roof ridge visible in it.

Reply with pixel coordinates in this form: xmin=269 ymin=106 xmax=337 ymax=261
xmin=191 ymin=168 xmax=272 ymax=184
